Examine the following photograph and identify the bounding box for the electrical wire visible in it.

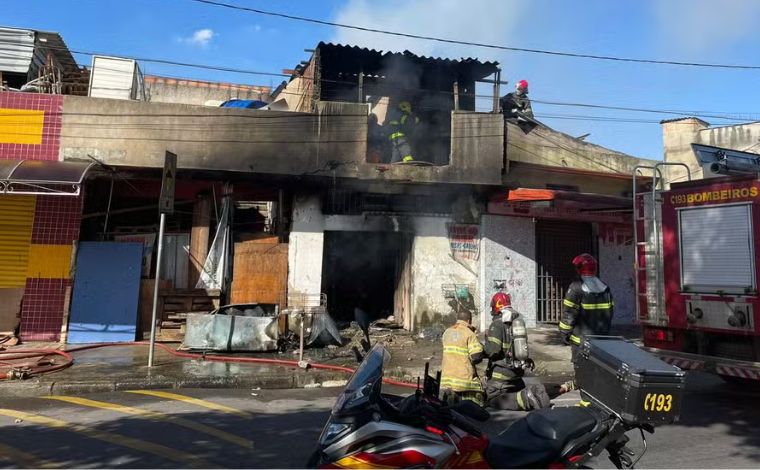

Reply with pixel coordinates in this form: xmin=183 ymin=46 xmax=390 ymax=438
xmin=187 ymin=0 xmax=760 ymax=71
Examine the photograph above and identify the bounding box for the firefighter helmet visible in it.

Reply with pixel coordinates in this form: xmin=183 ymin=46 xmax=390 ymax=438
xmin=572 ymin=253 xmax=598 ymax=277
xmin=399 ymin=101 xmax=412 ymax=113
xmin=517 ymin=79 xmax=529 ymax=91
xmin=490 ymin=292 xmax=512 ymax=314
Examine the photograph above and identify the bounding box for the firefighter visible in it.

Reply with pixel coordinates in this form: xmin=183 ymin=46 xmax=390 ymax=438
xmin=484 ymin=297 xmax=550 ymax=411
xmin=387 ymin=100 xmax=420 ymax=163
xmin=558 ymin=253 xmax=614 ymax=393
xmin=500 ymin=79 xmax=533 ymax=119
xmin=440 ymin=310 xmax=485 ymax=406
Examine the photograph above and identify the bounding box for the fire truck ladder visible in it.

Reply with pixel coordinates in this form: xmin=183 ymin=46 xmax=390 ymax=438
xmin=632 ymin=162 xmax=691 ymax=326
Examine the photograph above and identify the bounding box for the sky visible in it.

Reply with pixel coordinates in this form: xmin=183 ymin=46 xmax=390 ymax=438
xmin=5 ymin=0 xmax=760 ymax=160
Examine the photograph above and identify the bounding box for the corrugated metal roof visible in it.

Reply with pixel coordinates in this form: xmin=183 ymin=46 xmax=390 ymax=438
xmin=315 ymin=42 xmax=499 ymax=81
xmin=0 ymin=27 xmax=35 ymax=74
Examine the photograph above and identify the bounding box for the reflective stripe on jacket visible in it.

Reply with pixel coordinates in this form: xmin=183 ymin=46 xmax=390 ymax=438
xmin=441 ymin=321 xmax=484 ymax=392
xmin=559 ymin=280 xmax=614 ymax=345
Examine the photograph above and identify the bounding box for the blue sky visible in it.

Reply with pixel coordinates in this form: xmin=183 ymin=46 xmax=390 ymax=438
xmin=6 ymin=0 xmax=760 ymax=159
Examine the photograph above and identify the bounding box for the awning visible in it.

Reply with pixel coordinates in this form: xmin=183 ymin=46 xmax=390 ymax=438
xmin=489 ymin=188 xmax=632 ymax=223
xmin=0 ymin=160 xmax=95 ymax=196
xmin=504 ymin=188 xmax=632 ymax=210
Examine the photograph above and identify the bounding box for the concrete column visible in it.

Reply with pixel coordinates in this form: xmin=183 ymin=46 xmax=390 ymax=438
xmin=662 ymin=117 xmax=710 ymax=184
xmin=287 ymin=194 xmax=325 ymax=303
xmin=189 ymin=195 xmax=211 ymax=288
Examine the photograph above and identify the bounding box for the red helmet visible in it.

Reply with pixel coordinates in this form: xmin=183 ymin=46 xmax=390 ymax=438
xmin=572 ymin=253 xmax=598 ymax=277
xmin=490 ymin=292 xmax=512 ymax=313
xmin=517 ymin=79 xmax=529 ymax=90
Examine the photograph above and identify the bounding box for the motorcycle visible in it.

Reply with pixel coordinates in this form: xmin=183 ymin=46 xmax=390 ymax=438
xmin=308 ymin=343 xmax=652 ymax=469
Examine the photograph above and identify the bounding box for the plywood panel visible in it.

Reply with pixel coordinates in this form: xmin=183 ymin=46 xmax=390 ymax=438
xmin=231 ymin=241 xmax=288 ymax=306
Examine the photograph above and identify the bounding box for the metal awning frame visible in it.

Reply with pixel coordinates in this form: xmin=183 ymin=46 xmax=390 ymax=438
xmin=0 ymin=160 xmax=95 ymax=196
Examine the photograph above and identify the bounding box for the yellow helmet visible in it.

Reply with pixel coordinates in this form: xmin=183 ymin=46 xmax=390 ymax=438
xmin=399 ymin=101 xmax=412 ymax=113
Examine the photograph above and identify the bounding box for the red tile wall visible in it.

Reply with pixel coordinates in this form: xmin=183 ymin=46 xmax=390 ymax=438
xmin=31 ymin=195 xmax=83 ymax=244
xmin=0 ymin=91 xmax=63 ymax=161
xmin=19 ymin=278 xmax=71 ymax=342
xmin=19 ymin=195 xmax=83 ymax=341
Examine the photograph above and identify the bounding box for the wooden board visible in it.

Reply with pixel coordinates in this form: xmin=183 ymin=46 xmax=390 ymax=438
xmin=0 ymin=288 xmax=23 ymax=333
xmin=231 ymin=241 xmax=288 ymax=306
xmin=138 ymin=279 xmax=172 ymax=341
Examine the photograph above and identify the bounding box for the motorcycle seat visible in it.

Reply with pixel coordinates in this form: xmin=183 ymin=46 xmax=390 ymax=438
xmin=486 ymin=407 xmax=599 ymax=468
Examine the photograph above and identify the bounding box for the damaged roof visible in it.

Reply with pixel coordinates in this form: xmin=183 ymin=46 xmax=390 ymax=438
xmin=314 ymin=42 xmax=500 ymax=82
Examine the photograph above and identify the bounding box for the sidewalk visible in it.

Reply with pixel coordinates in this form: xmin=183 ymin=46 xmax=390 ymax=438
xmin=0 ymin=326 xmax=641 ymax=398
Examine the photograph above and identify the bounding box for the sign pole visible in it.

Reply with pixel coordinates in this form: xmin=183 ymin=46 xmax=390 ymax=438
xmin=148 ymin=151 xmax=177 ymax=367
xmin=148 ymin=212 xmax=166 ymax=367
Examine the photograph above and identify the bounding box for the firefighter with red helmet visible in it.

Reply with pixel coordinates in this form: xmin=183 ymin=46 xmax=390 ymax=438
xmin=559 ymin=253 xmax=614 ymax=393
xmin=484 ymin=291 xmax=550 ymax=411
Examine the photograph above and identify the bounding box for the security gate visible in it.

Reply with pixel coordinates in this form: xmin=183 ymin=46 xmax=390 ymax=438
xmin=536 ymin=220 xmax=594 ymax=323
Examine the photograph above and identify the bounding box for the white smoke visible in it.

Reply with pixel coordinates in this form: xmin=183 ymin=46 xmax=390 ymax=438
xmin=331 ymin=0 xmax=522 ymax=60
xmin=652 ymin=0 xmax=760 ymax=55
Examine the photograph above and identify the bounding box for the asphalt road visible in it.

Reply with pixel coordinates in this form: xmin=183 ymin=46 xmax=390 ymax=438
xmin=0 ymin=372 xmax=758 ymax=468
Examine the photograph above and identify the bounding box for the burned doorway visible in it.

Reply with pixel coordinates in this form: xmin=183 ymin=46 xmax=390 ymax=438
xmin=536 ymin=220 xmax=595 ymax=323
xmin=322 ymin=231 xmax=409 ymax=327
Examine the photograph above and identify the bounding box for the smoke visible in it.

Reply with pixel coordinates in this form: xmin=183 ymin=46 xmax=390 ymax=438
xmin=331 ymin=0 xmax=522 ymax=59
xmin=652 ymin=0 xmax=760 ymax=55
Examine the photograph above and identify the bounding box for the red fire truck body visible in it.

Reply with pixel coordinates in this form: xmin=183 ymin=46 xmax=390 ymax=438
xmin=638 ymin=174 xmax=760 ymax=380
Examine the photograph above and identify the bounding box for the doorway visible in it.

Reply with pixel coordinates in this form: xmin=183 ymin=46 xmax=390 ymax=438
xmin=536 ymin=220 xmax=595 ymax=323
xmin=321 ymin=231 xmax=407 ymax=325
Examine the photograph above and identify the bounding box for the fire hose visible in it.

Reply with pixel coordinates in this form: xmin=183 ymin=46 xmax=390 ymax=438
xmin=0 ymin=341 xmax=417 ymax=388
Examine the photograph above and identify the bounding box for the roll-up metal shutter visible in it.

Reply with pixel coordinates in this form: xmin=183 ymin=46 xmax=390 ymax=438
xmin=0 ymin=195 xmax=36 ymax=288
xmin=680 ymin=204 xmax=754 ymax=292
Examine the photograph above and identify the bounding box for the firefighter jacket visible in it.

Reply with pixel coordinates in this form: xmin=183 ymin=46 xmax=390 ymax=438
xmin=500 ymin=92 xmax=534 ymax=118
xmin=485 ymin=313 xmax=518 ymax=381
xmin=441 ymin=320 xmax=484 ymax=393
xmin=559 ymin=277 xmax=614 ymax=346
xmin=387 ymin=108 xmax=420 ymax=142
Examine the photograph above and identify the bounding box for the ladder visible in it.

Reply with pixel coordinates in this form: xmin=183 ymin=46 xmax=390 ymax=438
xmin=632 ymin=163 xmax=691 ymax=326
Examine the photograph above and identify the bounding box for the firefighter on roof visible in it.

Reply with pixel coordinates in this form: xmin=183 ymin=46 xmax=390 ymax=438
xmin=558 ymin=253 xmax=614 ymax=393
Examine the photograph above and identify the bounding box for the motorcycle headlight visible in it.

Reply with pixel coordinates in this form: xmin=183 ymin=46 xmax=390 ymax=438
xmin=320 ymin=422 xmax=352 ymax=445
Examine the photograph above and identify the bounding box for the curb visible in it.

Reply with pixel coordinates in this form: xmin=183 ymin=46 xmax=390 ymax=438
xmin=0 ymin=360 xmax=576 ymax=398
xmin=0 ymin=369 xmax=353 ymax=398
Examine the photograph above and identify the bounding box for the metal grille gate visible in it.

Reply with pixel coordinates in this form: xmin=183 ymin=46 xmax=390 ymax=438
xmin=536 ymin=220 xmax=594 ymax=323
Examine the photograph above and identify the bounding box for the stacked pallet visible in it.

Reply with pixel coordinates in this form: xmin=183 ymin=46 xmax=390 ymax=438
xmin=155 ymin=289 xmax=221 ymax=342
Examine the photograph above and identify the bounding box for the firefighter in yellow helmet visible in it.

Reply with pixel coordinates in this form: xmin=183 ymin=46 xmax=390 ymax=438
xmin=387 ymin=100 xmax=420 ymax=163
xmin=440 ymin=309 xmax=485 ymax=406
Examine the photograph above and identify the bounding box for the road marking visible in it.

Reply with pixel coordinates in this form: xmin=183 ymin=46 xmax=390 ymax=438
xmin=0 ymin=408 xmax=213 ymax=468
xmin=43 ymin=396 xmax=252 ymax=449
xmin=0 ymin=442 xmax=61 ymax=468
xmin=126 ymin=390 xmax=252 ymax=419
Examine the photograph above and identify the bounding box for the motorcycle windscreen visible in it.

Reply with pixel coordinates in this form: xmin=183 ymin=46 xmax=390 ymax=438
xmin=332 ymin=344 xmax=390 ymax=416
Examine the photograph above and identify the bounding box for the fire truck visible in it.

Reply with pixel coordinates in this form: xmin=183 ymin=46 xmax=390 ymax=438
xmin=635 ymin=144 xmax=760 ymax=382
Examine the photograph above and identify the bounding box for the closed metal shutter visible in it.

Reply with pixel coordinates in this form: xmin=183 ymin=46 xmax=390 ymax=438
xmin=680 ymin=204 xmax=754 ymax=293
xmin=0 ymin=195 xmax=36 ymax=288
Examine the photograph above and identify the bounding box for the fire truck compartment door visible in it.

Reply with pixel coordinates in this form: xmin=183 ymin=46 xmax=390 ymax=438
xmin=679 ymin=204 xmax=755 ymax=294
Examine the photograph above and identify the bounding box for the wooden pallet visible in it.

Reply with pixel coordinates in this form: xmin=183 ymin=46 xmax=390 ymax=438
xmin=153 ymin=289 xmax=221 ymax=342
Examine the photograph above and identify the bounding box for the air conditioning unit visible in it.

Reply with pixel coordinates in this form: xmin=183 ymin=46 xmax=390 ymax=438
xmin=88 ymin=55 xmax=145 ymax=100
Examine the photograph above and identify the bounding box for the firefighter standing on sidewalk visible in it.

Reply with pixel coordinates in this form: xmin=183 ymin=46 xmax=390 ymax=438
xmin=484 ymin=292 xmax=550 ymax=410
xmin=440 ymin=310 xmax=485 ymax=406
xmin=558 ymin=253 xmax=614 ymax=393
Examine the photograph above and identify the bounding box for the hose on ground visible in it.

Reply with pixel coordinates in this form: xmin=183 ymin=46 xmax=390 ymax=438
xmin=0 ymin=341 xmax=418 ymax=388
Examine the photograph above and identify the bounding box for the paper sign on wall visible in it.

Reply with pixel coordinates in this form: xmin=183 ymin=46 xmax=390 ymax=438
xmin=448 ymin=223 xmax=480 ymax=261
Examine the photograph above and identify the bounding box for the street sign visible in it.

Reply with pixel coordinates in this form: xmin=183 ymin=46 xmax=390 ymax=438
xmin=159 ymin=151 xmax=177 ymax=214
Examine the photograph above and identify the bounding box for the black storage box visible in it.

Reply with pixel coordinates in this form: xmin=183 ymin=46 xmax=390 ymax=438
xmin=575 ymin=336 xmax=686 ymax=426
